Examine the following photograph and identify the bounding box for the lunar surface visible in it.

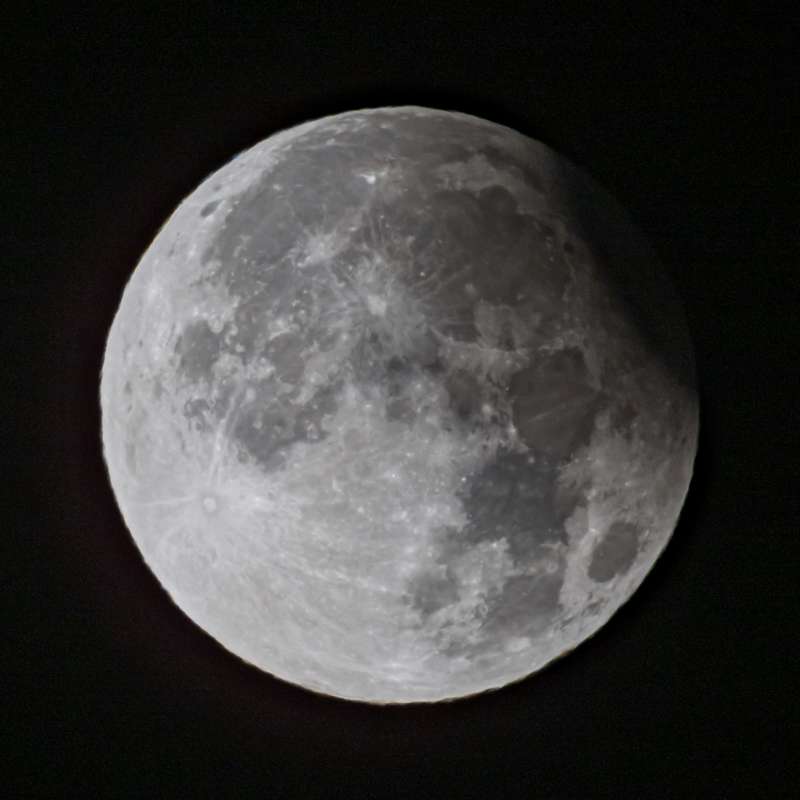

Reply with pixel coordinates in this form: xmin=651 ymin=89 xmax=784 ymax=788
xmin=100 ymin=106 xmax=698 ymax=703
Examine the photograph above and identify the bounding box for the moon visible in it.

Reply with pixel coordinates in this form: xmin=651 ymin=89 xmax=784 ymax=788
xmin=100 ymin=106 xmax=699 ymax=703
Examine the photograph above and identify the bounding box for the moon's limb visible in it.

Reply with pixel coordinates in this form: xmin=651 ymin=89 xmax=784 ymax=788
xmin=101 ymin=107 xmax=699 ymax=703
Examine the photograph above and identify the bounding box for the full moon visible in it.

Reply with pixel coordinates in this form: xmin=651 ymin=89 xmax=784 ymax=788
xmin=101 ymin=107 xmax=698 ymax=703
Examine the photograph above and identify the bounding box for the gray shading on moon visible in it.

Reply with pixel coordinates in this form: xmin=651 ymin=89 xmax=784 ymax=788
xmin=100 ymin=107 xmax=698 ymax=703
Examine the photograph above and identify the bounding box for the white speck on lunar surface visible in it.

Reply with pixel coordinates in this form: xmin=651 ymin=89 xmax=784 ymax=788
xmin=366 ymin=294 xmax=387 ymax=317
xmin=100 ymin=106 xmax=699 ymax=704
xmin=202 ymin=496 xmax=218 ymax=513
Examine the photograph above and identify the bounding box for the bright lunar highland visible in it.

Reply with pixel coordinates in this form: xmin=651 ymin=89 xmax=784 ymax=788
xmin=101 ymin=107 xmax=698 ymax=703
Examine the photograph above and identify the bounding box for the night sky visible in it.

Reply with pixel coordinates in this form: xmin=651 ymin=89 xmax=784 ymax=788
xmin=7 ymin=5 xmax=797 ymax=798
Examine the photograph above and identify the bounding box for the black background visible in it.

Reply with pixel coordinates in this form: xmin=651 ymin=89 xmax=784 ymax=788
xmin=7 ymin=4 xmax=798 ymax=798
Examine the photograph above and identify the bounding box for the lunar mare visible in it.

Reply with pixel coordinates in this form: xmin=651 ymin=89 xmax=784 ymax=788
xmin=101 ymin=106 xmax=698 ymax=703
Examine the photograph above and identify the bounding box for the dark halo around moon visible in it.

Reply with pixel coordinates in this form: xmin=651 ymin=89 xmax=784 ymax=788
xmin=100 ymin=107 xmax=698 ymax=703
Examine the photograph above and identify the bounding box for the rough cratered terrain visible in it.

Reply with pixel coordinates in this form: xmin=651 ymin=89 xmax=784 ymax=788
xmin=101 ymin=107 xmax=698 ymax=703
